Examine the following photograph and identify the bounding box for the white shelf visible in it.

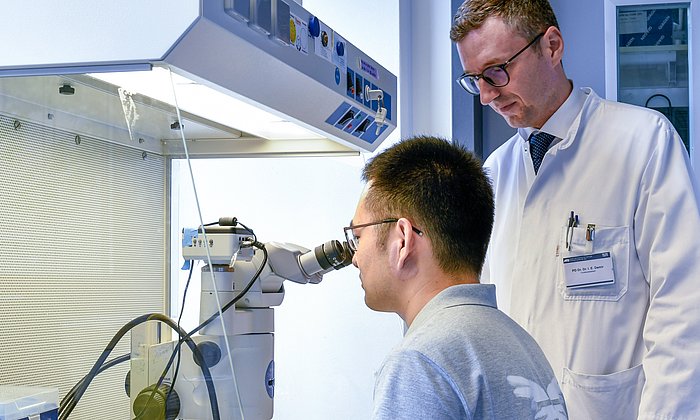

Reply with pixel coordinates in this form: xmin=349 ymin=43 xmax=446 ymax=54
xmin=620 ymin=44 xmax=688 ymax=53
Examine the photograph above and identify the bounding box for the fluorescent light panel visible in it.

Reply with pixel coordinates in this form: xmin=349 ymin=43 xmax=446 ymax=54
xmin=90 ymin=67 xmax=324 ymax=140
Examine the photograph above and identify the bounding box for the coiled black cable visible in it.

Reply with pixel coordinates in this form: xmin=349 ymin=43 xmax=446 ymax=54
xmin=58 ymin=313 xmax=219 ymax=420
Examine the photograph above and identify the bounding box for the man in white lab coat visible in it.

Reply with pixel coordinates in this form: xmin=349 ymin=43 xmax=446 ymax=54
xmin=451 ymin=1 xmax=700 ymax=419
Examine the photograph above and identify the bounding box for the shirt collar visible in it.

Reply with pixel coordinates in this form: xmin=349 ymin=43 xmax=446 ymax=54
xmin=518 ymin=81 xmax=587 ymax=140
xmin=406 ymin=284 xmax=497 ymax=335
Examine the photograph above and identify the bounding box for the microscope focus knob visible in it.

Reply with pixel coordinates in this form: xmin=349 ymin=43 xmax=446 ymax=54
xmin=194 ymin=341 xmax=222 ymax=368
xmin=133 ymin=384 xmax=180 ymax=420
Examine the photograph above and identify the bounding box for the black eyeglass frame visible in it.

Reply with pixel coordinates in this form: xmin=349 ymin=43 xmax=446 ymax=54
xmin=456 ymin=32 xmax=545 ymax=95
xmin=343 ymin=218 xmax=423 ymax=252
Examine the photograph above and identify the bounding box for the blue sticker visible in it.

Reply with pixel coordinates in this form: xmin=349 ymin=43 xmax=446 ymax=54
xmin=325 ymin=102 xmax=352 ymax=125
xmin=335 ymin=67 xmax=341 ymax=85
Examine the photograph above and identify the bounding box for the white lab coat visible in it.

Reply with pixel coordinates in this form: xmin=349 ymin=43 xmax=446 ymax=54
xmin=482 ymin=88 xmax=700 ymax=419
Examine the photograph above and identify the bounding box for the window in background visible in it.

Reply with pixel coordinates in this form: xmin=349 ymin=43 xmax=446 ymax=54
xmin=617 ymin=4 xmax=690 ymax=152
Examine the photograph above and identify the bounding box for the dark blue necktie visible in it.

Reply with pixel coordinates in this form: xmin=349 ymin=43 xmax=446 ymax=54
xmin=529 ymin=131 xmax=555 ymax=174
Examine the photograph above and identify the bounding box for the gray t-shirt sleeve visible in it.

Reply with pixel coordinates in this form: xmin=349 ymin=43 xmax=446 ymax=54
xmin=372 ymin=349 xmax=469 ymax=420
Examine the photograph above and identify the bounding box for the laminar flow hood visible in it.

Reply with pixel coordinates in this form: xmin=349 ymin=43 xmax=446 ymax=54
xmin=0 ymin=0 xmax=397 ymax=156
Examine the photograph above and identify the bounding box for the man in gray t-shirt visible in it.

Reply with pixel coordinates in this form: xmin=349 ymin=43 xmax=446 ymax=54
xmin=373 ymin=284 xmax=566 ymax=419
xmin=343 ymin=136 xmax=567 ymax=419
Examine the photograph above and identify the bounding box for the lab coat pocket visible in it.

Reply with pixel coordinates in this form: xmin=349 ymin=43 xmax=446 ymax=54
xmin=558 ymin=225 xmax=629 ymax=301
xmin=561 ymin=364 xmax=644 ymax=420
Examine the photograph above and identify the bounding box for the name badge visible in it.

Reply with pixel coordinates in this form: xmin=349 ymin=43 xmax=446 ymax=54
xmin=562 ymin=252 xmax=615 ymax=289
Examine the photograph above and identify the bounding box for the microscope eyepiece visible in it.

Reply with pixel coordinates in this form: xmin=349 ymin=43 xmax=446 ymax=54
xmin=313 ymin=240 xmax=353 ymax=270
xmin=297 ymin=240 xmax=353 ymax=279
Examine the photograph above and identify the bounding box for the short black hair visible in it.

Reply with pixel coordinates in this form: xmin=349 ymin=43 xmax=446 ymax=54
xmin=362 ymin=136 xmax=494 ymax=276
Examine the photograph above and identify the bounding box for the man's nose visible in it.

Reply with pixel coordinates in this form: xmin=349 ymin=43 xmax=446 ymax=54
xmin=478 ymin=80 xmax=500 ymax=105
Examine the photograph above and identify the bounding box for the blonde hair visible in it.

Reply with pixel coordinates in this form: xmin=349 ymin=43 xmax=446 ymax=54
xmin=450 ymin=0 xmax=559 ymax=44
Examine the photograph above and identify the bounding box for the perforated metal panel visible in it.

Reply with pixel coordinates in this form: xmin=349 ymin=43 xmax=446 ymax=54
xmin=0 ymin=113 xmax=166 ymax=419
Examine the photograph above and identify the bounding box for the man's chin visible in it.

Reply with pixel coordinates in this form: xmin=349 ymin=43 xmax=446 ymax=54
xmin=363 ymin=296 xmax=392 ymax=313
xmin=492 ymin=105 xmax=528 ymax=128
xmin=501 ymin=114 xmax=527 ymax=129
xmin=363 ymin=294 xmax=378 ymax=311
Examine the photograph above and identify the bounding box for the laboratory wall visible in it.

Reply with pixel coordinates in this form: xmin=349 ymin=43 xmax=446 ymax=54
xmin=399 ymin=0 xmax=454 ymax=140
xmin=550 ymin=0 xmax=607 ymax=95
xmin=0 ymin=109 xmax=166 ymax=418
xmin=397 ymin=0 xmax=506 ymax=156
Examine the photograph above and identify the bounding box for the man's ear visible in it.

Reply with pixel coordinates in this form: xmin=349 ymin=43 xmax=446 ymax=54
xmin=543 ymin=26 xmax=565 ymax=65
xmin=393 ymin=218 xmax=419 ymax=270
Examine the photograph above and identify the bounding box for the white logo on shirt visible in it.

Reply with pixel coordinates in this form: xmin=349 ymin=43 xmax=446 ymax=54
xmin=506 ymin=375 xmax=567 ymax=419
